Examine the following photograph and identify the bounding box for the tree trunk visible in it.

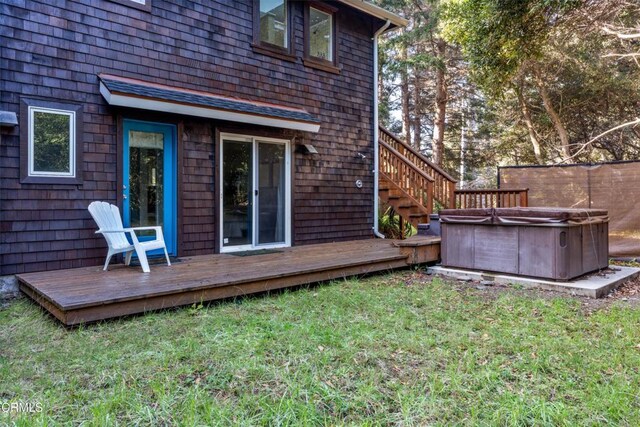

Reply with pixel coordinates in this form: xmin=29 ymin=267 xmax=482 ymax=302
xmin=515 ymin=83 xmax=544 ymax=164
xmin=532 ymin=67 xmax=571 ymax=161
xmin=432 ymin=39 xmax=447 ymax=166
xmin=412 ymin=72 xmax=422 ymax=150
xmin=459 ymin=106 xmax=466 ymax=187
xmin=400 ymin=39 xmax=411 ymax=144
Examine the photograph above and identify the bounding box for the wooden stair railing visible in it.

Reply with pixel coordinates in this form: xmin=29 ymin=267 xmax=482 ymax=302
xmin=379 ymin=126 xmax=457 ymax=209
xmin=379 ymin=139 xmax=434 ymax=229
xmin=454 ymin=188 xmax=529 ymax=209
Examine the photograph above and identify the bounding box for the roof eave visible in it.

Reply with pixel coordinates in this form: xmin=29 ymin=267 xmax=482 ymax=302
xmin=336 ymin=0 xmax=408 ymax=29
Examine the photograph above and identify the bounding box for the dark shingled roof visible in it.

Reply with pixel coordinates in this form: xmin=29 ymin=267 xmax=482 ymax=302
xmin=99 ymin=75 xmax=320 ymax=124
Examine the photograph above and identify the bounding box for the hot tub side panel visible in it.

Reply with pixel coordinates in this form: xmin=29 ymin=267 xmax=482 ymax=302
xmin=518 ymin=226 xmax=558 ymax=279
xmin=582 ymin=222 xmax=609 ymax=271
xmin=473 ymin=226 xmax=518 ymax=274
xmin=442 ymin=222 xmax=608 ymax=280
xmin=441 ymin=224 xmax=475 ymax=269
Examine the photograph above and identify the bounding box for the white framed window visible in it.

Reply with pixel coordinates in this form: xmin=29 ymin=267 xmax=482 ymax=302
xmin=28 ymin=106 xmax=76 ymax=178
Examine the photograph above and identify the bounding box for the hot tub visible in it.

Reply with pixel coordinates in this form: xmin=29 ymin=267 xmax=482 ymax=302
xmin=440 ymin=207 xmax=609 ymax=280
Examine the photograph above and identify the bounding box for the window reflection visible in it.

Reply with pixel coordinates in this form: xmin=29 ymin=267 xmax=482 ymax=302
xmin=260 ymin=0 xmax=287 ymax=48
xmin=129 ymin=130 xmax=164 ymax=238
xmin=309 ymin=7 xmax=332 ymax=61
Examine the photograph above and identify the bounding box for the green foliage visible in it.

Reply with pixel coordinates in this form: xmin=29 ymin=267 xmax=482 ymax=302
xmin=378 ymin=205 xmax=414 ymax=239
xmin=544 ymin=30 xmax=640 ymax=161
xmin=441 ymin=0 xmax=580 ymax=96
xmin=32 ymin=111 xmax=71 ymax=173
xmin=377 ymin=0 xmax=640 ymax=182
xmin=375 ymin=0 xmax=453 ymax=147
xmin=435 ymin=0 xmax=640 ymax=168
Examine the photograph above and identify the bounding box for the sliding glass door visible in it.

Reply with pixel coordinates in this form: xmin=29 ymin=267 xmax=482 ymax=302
xmin=220 ymin=134 xmax=290 ymax=252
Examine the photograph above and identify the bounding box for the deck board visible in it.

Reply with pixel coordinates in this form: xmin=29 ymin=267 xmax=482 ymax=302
xmin=18 ymin=238 xmax=440 ymax=325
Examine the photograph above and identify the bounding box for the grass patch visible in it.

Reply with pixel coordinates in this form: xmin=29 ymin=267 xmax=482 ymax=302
xmin=1 ymin=273 xmax=640 ymax=425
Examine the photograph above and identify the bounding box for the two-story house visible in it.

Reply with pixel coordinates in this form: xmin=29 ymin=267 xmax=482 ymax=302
xmin=0 ymin=0 xmax=406 ymax=278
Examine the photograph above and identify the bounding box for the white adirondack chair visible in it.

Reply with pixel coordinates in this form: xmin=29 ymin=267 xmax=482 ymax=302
xmin=88 ymin=201 xmax=171 ymax=273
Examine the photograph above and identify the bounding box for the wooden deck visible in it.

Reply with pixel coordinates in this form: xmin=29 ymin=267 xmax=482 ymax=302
xmin=18 ymin=238 xmax=440 ymax=326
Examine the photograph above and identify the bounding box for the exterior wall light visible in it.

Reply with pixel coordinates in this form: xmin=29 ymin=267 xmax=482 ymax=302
xmin=0 ymin=111 xmax=18 ymax=127
xmin=296 ymin=144 xmax=318 ymax=155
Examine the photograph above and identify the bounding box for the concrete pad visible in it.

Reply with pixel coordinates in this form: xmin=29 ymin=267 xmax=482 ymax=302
xmin=427 ymin=265 xmax=640 ymax=298
xmin=0 ymin=275 xmax=19 ymax=299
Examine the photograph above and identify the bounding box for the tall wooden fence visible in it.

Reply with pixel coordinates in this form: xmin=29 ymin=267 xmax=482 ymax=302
xmin=499 ymin=161 xmax=640 ymax=257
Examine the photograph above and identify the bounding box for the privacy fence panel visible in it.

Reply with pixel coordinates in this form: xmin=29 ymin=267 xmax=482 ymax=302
xmin=499 ymin=161 xmax=640 ymax=257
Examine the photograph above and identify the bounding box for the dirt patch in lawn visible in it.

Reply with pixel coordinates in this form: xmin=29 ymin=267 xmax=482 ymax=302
xmin=407 ymin=264 xmax=640 ymax=311
xmin=604 ymin=272 xmax=640 ymax=301
xmin=0 ymin=295 xmax=20 ymax=310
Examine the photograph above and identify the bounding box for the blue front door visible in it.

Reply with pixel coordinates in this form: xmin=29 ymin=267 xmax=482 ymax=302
xmin=123 ymin=120 xmax=177 ymax=256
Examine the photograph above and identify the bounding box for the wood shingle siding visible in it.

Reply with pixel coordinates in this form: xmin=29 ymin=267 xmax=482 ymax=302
xmin=0 ymin=0 xmax=380 ymax=274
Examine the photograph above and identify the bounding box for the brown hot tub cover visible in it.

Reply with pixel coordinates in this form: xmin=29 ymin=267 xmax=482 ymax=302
xmin=440 ymin=207 xmax=608 ymax=225
xmin=439 ymin=208 xmax=494 ymax=224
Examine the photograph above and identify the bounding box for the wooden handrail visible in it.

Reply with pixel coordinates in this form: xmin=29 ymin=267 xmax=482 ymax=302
xmin=380 ymin=140 xmax=435 ymax=183
xmin=379 ymin=126 xmax=457 ymax=182
xmin=379 ymin=139 xmax=434 ymax=214
xmin=379 ymin=126 xmax=457 ymax=209
xmin=454 ymin=188 xmax=529 ymax=209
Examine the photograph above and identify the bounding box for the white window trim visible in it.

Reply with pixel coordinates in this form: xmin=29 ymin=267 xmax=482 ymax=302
xmin=219 ymin=133 xmax=292 ymax=253
xmin=28 ymin=106 xmax=76 ymax=178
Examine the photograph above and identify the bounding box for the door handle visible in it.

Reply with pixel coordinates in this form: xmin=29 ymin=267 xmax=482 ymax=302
xmin=255 ymin=189 xmax=258 ymax=196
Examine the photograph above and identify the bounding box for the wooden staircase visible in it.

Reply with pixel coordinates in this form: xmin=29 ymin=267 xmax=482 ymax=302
xmin=379 ymin=127 xmax=457 ymax=210
xmin=378 ymin=126 xmax=456 ymax=229
xmin=378 ymin=175 xmax=431 ymax=229
xmin=378 ymin=126 xmax=529 ymax=233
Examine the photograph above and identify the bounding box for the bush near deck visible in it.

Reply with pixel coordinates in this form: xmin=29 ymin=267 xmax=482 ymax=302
xmin=1 ymin=273 xmax=639 ymax=425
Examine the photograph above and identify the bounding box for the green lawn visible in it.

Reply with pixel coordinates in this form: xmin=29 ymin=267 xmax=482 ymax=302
xmin=1 ymin=272 xmax=639 ymax=426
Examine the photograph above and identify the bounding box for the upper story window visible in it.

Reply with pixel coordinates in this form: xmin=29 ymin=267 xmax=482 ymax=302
xmin=257 ymin=0 xmax=289 ymax=51
xmin=304 ymin=2 xmax=339 ymax=73
xmin=29 ymin=107 xmax=76 ymax=177
xmin=20 ymin=99 xmax=83 ymax=184
xmin=309 ymin=7 xmax=332 ymax=61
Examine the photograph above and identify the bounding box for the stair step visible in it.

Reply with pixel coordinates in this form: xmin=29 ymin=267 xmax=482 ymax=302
xmin=398 ymin=204 xmax=414 ymax=209
xmin=379 ymin=169 xmax=433 ymax=229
